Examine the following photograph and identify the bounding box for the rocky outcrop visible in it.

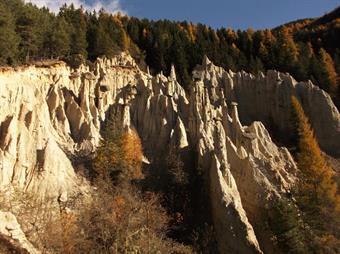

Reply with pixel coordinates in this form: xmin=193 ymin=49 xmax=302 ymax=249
xmin=0 ymin=52 xmax=339 ymax=253
xmin=0 ymin=211 xmax=40 ymax=254
xmin=193 ymin=59 xmax=340 ymax=156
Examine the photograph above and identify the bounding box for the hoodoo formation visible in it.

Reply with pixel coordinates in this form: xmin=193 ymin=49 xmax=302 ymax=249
xmin=0 ymin=52 xmax=339 ymax=253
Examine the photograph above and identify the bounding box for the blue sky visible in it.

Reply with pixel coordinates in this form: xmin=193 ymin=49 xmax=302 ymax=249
xmin=30 ymin=0 xmax=340 ymax=30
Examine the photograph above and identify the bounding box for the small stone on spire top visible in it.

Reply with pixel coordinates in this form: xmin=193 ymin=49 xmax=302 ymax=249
xmin=203 ymin=55 xmax=211 ymax=66
xmin=170 ymin=64 xmax=176 ymax=80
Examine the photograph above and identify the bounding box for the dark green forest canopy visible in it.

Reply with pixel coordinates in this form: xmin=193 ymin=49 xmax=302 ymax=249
xmin=0 ymin=0 xmax=339 ymax=105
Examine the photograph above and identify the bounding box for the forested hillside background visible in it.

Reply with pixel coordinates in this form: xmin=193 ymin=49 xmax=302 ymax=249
xmin=0 ymin=1 xmax=340 ymax=253
xmin=0 ymin=0 xmax=339 ymax=106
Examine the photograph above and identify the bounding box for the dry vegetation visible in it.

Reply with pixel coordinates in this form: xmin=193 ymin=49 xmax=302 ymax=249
xmin=0 ymin=119 xmax=195 ymax=253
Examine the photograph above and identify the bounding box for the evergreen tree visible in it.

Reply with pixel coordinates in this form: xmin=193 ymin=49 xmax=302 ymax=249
xmin=125 ymin=17 xmax=140 ymax=43
xmin=59 ymin=5 xmax=88 ymax=58
xmin=268 ymin=198 xmax=309 ymax=254
xmin=94 ymin=24 xmax=117 ymax=58
xmin=2 ymin=0 xmax=24 ymax=16
xmin=0 ymin=1 xmax=20 ymax=65
xmin=87 ymin=11 xmax=119 ymax=60
xmin=170 ymin=39 xmax=191 ymax=87
xmin=47 ymin=17 xmax=71 ymax=58
xmin=71 ymin=11 xmax=88 ymax=58
xmin=16 ymin=4 xmax=40 ymax=62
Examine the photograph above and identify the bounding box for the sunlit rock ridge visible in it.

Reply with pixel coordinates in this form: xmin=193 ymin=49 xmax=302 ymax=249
xmin=0 ymin=52 xmax=339 ymax=253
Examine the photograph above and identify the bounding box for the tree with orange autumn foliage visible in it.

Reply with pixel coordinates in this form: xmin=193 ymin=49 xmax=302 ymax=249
xmin=318 ymin=48 xmax=339 ymax=96
xmin=186 ymin=23 xmax=196 ymax=42
xmin=113 ymin=15 xmax=130 ymax=51
xmin=0 ymin=114 xmax=192 ymax=253
xmin=268 ymin=97 xmax=340 ymax=254
xmin=93 ymin=114 xmax=143 ymax=183
xmin=43 ymin=212 xmax=81 ymax=254
xmin=88 ymin=115 xmax=192 ymax=253
xmin=291 ymin=96 xmax=340 ymax=238
xmin=77 ymin=179 xmax=192 ymax=254
xmin=121 ymin=130 xmax=143 ymax=179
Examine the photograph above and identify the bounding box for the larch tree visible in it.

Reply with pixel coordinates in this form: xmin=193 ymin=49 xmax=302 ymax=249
xmin=318 ymin=48 xmax=338 ymax=96
xmin=291 ymin=96 xmax=340 ymax=235
xmin=121 ymin=129 xmax=143 ymax=180
xmin=276 ymin=26 xmax=298 ymax=72
xmin=294 ymin=42 xmax=314 ymax=81
xmin=186 ymin=23 xmax=197 ymax=42
xmin=93 ymin=112 xmax=143 ymax=184
xmin=113 ymin=15 xmax=130 ymax=52
xmin=258 ymin=41 xmax=269 ymax=64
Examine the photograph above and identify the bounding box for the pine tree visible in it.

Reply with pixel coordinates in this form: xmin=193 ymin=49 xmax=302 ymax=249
xmin=16 ymin=4 xmax=40 ymax=62
xmin=268 ymin=198 xmax=309 ymax=254
xmin=59 ymin=5 xmax=88 ymax=58
xmin=0 ymin=1 xmax=20 ymax=65
xmin=71 ymin=10 xmax=88 ymax=58
xmin=125 ymin=17 xmax=140 ymax=43
xmin=170 ymin=39 xmax=191 ymax=88
xmin=87 ymin=11 xmax=119 ymax=60
xmin=47 ymin=17 xmax=71 ymax=58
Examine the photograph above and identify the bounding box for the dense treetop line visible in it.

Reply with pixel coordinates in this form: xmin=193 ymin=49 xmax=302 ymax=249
xmin=0 ymin=0 xmax=339 ymax=105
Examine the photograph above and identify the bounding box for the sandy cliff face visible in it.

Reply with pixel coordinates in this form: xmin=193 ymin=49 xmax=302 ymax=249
xmin=193 ymin=58 xmax=340 ymax=156
xmin=0 ymin=53 xmax=339 ymax=253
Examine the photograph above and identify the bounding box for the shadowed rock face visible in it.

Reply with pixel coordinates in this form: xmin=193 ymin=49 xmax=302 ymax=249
xmin=0 ymin=53 xmax=338 ymax=253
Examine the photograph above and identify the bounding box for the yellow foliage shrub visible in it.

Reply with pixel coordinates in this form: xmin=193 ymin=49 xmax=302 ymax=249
xmin=93 ymin=127 xmax=143 ymax=183
xmin=121 ymin=129 xmax=143 ymax=179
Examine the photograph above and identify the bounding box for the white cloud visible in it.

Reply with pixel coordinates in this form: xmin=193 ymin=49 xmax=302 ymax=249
xmin=26 ymin=0 xmax=124 ymax=14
